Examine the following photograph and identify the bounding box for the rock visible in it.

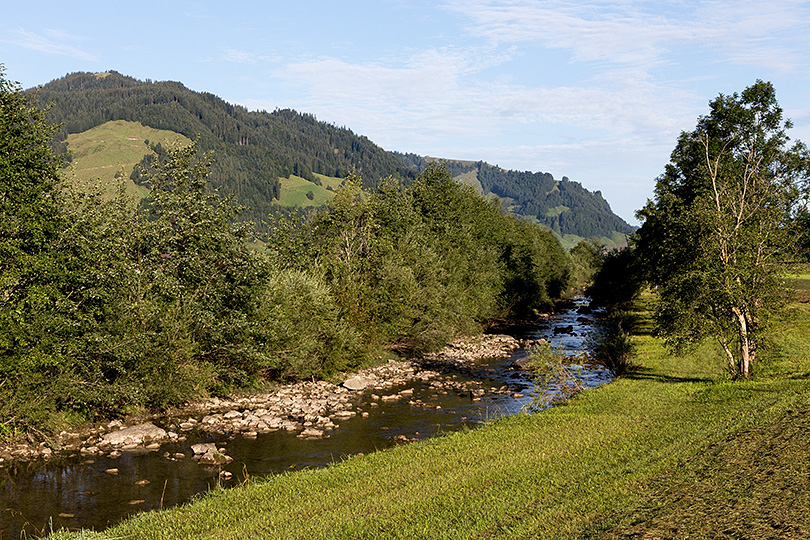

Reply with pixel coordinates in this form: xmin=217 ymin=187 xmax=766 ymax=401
xmin=191 ymin=442 xmax=217 ymax=455
xmin=553 ymin=325 xmax=574 ymax=335
xmin=105 ymin=468 xmax=119 ymax=475
xmin=198 ymin=448 xmax=233 ymax=466
xmin=343 ymin=375 xmax=374 ymax=391
xmin=298 ymin=427 xmax=325 ymax=439
xmin=219 ymin=470 xmax=233 ymax=480
xmin=101 ymin=423 xmax=167 ymax=447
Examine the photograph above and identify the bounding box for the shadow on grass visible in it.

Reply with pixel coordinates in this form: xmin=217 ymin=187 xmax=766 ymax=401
xmin=624 ymin=366 xmax=713 ymax=384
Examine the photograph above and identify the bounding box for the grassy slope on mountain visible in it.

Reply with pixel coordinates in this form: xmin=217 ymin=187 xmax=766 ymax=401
xmin=33 ymin=71 xmax=415 ymax=231
xmin=276 ymin=173 xmax=342 ymax=207
xmin=62 ymin=119 xmax=340 ymax=208
xmin=65 ymin=120 xmax=189 ymax=199
xmin=394 ymin=152 xmax=633 ymax=247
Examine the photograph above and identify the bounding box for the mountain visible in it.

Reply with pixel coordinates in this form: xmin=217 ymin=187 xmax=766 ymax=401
xmin=31 ymin=71 xmax=416 ymax=230
xmin=31 ymin=71 xmax=632 ymax=244
xmin=395 ymin=153 xmax=634 ymax=245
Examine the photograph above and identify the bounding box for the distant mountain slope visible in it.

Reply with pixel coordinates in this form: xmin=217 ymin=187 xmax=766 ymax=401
xmin=65 ymin=119 xmax=189 ymax=199
xmin=33 ymin=71 xmax=631 ymax=244
xmin=395 ymin=153 xmax=634 ymax=242
xmin=32 ymin=71 xmax=416 ymax=228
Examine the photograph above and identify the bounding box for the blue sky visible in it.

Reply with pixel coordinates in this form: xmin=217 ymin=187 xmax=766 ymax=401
xmin=3 ymin=1 xmax=810 ymax=224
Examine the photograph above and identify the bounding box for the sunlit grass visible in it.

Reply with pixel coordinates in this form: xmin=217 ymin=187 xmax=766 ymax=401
xmin=49 ymin=291 xmax=810 ymax=539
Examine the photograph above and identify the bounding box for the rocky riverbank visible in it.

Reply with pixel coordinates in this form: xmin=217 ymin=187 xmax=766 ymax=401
xmin=0 ymin=334 xmax=539 ymax=467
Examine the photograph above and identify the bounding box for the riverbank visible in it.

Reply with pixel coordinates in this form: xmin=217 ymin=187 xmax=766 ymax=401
xmin=0 ymin=334 xmax=529 ymax=466
xmin=48 ymin=288 xmax=810 ymax=539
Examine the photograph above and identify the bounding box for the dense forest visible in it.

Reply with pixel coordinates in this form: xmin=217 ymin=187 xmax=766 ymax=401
xmin=33 ymin=72 xmax=632 ymax=241
xmin=1 ymin=70 xmax=586 ymax=433
xmin=31 ymin=71 xmax=417 ymax=230
xmin=394 ymin=153 xmax=634 ymax=239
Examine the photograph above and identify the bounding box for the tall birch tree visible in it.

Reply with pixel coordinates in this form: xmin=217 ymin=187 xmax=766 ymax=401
xmin=635 ymin=81 xmax=810 ymax=378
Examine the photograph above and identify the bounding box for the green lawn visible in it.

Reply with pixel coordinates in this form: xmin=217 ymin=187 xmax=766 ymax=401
xmin=51 ymin=289 xmax=810 ymax=539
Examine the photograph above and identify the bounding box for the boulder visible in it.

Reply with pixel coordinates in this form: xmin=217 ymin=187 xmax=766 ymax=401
xmin=101 ymin=423 xmax=167 ymax=447
xmin=198 ymin=448 xmax=233 ymax=466
xmin=191 ymin=442 xmax=217 ymax=455
xmin=343 ymin=375 xmax=375 ymax=391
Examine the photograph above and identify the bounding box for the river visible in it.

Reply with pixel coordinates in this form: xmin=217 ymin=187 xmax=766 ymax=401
xmin=0 ymin=298 xmax=611 ymax=538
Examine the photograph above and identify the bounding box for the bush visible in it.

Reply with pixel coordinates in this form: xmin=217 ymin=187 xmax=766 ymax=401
xmin=253 ymin=268 xmax=365 ymax=380
xmin=590 ymin=309 xmax=636 ymax=375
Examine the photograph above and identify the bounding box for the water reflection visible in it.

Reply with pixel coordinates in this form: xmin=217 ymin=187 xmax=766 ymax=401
xmin=0 ymin=298 xmax=610 ymax=538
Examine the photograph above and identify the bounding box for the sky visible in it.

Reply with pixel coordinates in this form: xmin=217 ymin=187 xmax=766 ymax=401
xmin=3 ymin=1 xmax=810 ymax=225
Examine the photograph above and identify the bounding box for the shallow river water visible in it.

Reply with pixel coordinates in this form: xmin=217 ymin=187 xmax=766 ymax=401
xmin=0 ymin=298 xmax=611 ymax=538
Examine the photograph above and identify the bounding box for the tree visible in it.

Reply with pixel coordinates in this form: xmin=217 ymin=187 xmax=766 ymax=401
xmin=635 ymin=81 xmax=810 ymax=377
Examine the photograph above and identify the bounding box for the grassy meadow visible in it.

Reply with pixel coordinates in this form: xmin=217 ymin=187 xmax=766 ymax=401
xmin=49 ymin=278 xmax=810 ymax=539
xmin=64 ymin=120 xmax=189 ymax=199
xmin=276 ymin=173 xmax=342 ymax=207
xmin=64 ymin=120 xmax=342 ymax=209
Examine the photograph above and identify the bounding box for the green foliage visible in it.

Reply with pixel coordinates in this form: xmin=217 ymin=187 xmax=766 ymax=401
xmin=0 ymin=65 xmax=73 ymax=429
xmin=588 ymin=247 xmax=643 ymax=308
xmin=635 ymin=81 xmax=810 ymax=377
xmin=590 ymin=308 xmax=636 ymax=375
xmin=252 ymin=268 xmax=364 ymax=380
xmin=569 ymin=239 xmax=605 ymax=289
xmin=395 ymin=153 xmax=635 ymax=239
xmin=34 ymin=71 xmax=417 ymax=235
xmin=1 ymin=71 xmax=575 ymax=434
xmin=276 ymin=165 xmax=572 ymax=352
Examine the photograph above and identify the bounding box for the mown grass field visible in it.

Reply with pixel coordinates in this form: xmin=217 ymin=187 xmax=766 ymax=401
xmin=50 ymin=282 xmax=810 ymax=539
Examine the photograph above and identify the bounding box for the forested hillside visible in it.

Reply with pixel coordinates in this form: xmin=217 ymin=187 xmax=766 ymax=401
xmin=32 ymin=71 xmax=416 ymax=229
xmin=33 ymin=71 xmax=632 ymax=242
xmin=395 ymin=153 xmax=634 ymax=241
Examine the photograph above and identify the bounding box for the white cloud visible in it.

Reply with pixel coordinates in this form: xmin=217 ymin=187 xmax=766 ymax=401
xmin=443 ymin=0 xmax=810 ymax=73
xmin=220 ymin=47 xmax=280 ymax=65
xmin=1 ymin=28 xmax=97 ymax=61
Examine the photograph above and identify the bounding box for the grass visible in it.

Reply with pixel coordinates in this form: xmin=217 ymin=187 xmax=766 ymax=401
xmin=276 ymin=173 xmax=342 ymax=207
xmin=64 ymin=120 xmax=189 ymax=200
xmin=49 ymin=288 xmax=810 ymax=539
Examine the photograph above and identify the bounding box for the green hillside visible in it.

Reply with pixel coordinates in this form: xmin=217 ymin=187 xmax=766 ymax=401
xmin=277 ymin=173 xmax=342 ymax=207
xmin=394 ymin=152 xmax=634 ymax=248
xmin=65 ymin=120 xmax=189 ymax=199
xmin=36 ymin=71 xmax=633 ymax=243
xmin=63 ymin=119 xmax=341 ymax=208
xmin=33 ymin=71 xmax=416 ymax=232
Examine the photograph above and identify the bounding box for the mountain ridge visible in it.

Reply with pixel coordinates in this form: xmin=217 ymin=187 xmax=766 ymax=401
xmin=31 ymin=71 xmax=632 ymax=243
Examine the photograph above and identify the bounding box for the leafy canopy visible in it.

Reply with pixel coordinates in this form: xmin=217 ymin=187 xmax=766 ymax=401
xmin=635 ymin=80 xmax=810 ymax=377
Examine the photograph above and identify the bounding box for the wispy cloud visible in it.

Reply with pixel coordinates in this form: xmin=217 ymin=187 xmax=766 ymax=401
xmin=1 ymin=28 xmax=97 ymax=61
xmin=443 ymin=0 xmax=810 ymax=74
xmin=219 ymin=47 xmax=280 ymax=65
